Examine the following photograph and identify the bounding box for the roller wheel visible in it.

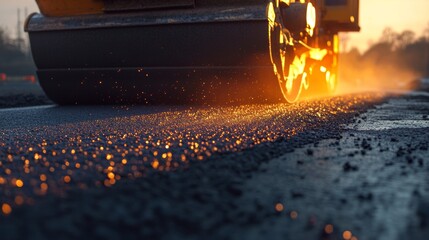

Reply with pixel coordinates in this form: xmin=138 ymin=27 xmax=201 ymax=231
xmin=268 ymin=2 xmax=307 ymax=103
xmin=305 ymin=53 xmax=338 ymax=98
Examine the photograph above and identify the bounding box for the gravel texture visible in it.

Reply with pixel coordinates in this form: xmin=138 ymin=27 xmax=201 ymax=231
xmin=0 ymin=80 xmax=52 ymax=108
xmin=0 ymin=83 xmax=428 ymax=239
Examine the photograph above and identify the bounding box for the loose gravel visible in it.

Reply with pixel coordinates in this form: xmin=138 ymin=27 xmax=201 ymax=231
xmin=0 ymin=93 xmax=389 ymax=240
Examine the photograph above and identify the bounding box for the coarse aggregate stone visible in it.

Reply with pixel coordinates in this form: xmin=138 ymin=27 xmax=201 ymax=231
xmin=0 ymin=87 xmax=427 ymax=239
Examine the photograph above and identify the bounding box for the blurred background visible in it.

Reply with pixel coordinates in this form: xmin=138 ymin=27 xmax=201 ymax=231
xmin=1 ymin=0 xmax=429 ymax=107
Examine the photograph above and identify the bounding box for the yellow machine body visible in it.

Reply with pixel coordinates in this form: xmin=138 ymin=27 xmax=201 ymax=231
xmin=36 ymin=0 xmax=104 ymax=17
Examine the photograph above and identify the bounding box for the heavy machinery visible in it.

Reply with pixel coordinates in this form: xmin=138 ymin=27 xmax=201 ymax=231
xmin=25 ymin=0 xmax=359 ymax=104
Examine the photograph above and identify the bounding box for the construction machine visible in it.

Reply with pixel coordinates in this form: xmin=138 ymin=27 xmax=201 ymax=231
xmin=25 ymin=0 xmax=359 ymax=104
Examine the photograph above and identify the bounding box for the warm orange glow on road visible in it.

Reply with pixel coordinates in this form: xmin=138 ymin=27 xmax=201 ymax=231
xmin=15 ymin=179 xmax=24 ymax=188
xmin=2 ymin=203 xmax=12 ymax=215
xmin=275 ymin=203 xmax=284 ymax=212
xmin=325 ymin=224 xmax=334 ymax=234
xmin=0 ymin=94 xmax=383 ymax=210
xmin=343 ymin=230 xmax=353 ymax=239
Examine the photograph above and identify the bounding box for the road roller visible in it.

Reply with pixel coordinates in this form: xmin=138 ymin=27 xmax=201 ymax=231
xmin=25 ymin=0 xmax=360 ymax=104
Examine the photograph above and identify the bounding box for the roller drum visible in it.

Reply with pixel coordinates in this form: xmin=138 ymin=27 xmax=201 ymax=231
xmin=26 ymin=4 xmax=284 ymax=104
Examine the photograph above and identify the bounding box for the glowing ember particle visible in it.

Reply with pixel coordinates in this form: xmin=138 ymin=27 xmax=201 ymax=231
xmin=151 ymin=160 xmax=159 ymax=169
xmin=290 ymin=211 xmax=298 ymax=219
xmin=75 ymin=163 xmax=81 ymax=168
xmin=275 ymin=203 xmax=284 ymax=212
xmin=0 ymin=177 xmax=5 ymax=185
xmin=15 ymin=179 xmax=24 ymax=188
xmin=15 ymin=196 xmax=24 ymax=205
xmin=40 ymin=183 xmax=48 ymax=191
xmin=64 ymin=176 xmax=71 ymax=183
xmin=121 ymin=159 xmax=127 ymax=165
xmin=2 ymin=203 xmax=12 ymax=215
xmin=107 ymin=172 xmax=115 ymax=180
xmin=325 ymin=224 xmax=334 ymax=234
xmin=343 ymin=230 xmax=352 ymax=240
xmin=71 ymin=149 xmax=76 ymax=154
xmin=40 ymin=174 xmax=47 ymax=181
xmin=106 ymin=154 xmax=113 ymax=160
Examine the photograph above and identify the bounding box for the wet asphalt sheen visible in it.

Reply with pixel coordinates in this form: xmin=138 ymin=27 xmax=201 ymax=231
xmin=0 ymin=90 xmax=428 ymax=240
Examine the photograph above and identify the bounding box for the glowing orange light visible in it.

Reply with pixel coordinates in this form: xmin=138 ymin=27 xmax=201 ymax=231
xmin=333 ymin=34 xmax=339 ymax=54
xmin=325 ymin=224 xmax=334 ymax=234
xmin=290 ymin=211 xmax=298 ymax=219
xmin=152 ymin=160 xmax=159 ymax=169
xmin=343 ymin=230 xmax=352 ymax=240
xmin=275 ymin=203 xmax=284 ymax=212
xmin=41 ymin=183 xmax=48 ymax=191
xmin=107 ymin=172 xmax=115 ymax=180
xmin=2 ymin=203 xmax=12 ymax=215
xmin=64 ymin=175 xmax=71 ymax=183
xmin=308 ymin=48 xmax=328 ymax=61
xmin=15 ymin=179 xmax=24 ymax=188
xmin=40 ymin=174 xmax=47 ymax=181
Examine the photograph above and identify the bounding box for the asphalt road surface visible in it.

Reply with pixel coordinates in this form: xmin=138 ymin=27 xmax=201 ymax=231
xmin=0 ymin=81 xmax=428 ymax=240
xmin=0 ymin=80 xmax=52 ymax=108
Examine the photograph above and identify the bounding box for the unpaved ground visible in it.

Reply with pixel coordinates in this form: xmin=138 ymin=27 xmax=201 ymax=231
xmin=0 ymin=81 xmax=427 ymax=240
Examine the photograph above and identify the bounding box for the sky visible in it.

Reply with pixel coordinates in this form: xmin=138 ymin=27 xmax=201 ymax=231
xmin=1 ymin=0 xmax=429 ymax=52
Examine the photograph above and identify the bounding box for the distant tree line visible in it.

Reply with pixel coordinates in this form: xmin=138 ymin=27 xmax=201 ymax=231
xmin=340 ymin=26 xmax=429 ymax=88
xmin=0 ymin=27 xmax=35 ymax=76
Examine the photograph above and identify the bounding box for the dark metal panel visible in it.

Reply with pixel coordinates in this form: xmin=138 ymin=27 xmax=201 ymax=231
xmin=26 ymin=5 xmax=266 ymax=32
xmin=103 ymin=0 xmax=195 ymax=12
xmin=29 ymin=20 xmax=271 ymax=69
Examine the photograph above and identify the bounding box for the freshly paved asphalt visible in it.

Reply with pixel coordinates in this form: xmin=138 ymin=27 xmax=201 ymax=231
xmin=0 ymin=83 xmax=428 ymax=239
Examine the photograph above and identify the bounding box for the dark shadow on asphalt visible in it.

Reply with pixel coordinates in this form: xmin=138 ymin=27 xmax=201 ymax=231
xmin=0 ymin=105 xmax=193 ymax=130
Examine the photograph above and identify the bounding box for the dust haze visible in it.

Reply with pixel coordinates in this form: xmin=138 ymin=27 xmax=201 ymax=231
xmin=336 ymin=28 xmax=429 ymax=94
